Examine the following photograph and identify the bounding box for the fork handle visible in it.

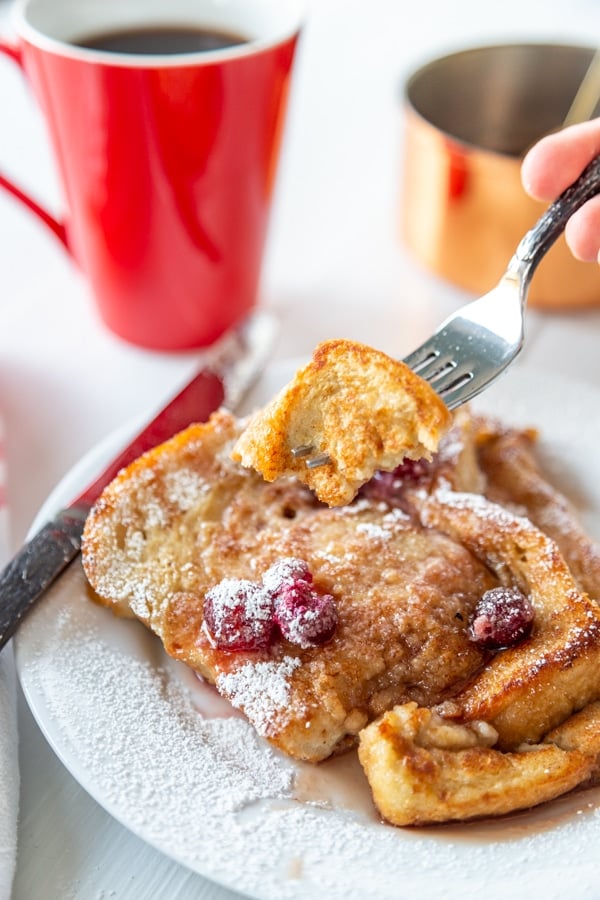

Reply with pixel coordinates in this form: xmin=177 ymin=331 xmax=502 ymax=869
xmin=514 ymin=153 xmax=600 ymax=279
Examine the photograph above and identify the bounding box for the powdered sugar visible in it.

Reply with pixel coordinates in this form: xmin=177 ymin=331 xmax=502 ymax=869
xmin=429 ymin=487 xmax=533 ymax=529
xmin=432 ymin=486 xmax=573 ymax=552
xmin=206 ymin=578 xmax=272 ymax=619
xmin=382 ymin=507 xmax=410 ymax=524
xmin=22 ymin=571 xmax=294 ymax=816
xmin=216 ymin=656 xmax=302 ymax=735
xmin=356 ymin=522 xmax=392 ymax=540
xmin=164 ymin=467 xmax=209 ymax=511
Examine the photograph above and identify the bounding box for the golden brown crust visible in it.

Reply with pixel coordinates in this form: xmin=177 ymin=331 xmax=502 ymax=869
xmin=231 ymin=339 xmax=451 ymax=506
xmin=358 ymin=702 xmax=594 ymax=826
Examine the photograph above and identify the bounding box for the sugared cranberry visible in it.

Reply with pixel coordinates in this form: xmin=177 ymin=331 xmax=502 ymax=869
xmin=469 ymin=586 xmax=534 ymax=650
xmin=262 ymin=557 xmax=313 ymax=593
xmin=263 ymin=557 xmax=337 ymax=648
xmin=273 ymin=580 xmax=337 ymax=649
xmin=203 ymin=578 xmax=274 ymax=651
xmin=203 ymin=559 xmax=338 ymax=653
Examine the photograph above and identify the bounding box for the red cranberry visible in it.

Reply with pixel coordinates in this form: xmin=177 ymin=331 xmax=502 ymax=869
xmin=263 ymin=557 xmax=337 ymax=648
xmin=273 ymin=580 xmax=338 ymax=649
xmin=262 ymin=557 xmax=313 ymax=594
xmin=469 ymin=586 xmax=534 ymax=650
xmin=203 ymin=559 xmax=338 ymax=653
xmin=203 ymin=578 xmax=274 ymax=651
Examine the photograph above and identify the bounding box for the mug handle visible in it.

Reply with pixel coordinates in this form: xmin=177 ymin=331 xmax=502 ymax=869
xmin=0 ymin=40 xmax=69 ymax=248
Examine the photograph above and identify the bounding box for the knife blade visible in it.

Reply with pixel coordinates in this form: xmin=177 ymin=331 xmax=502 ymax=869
xmin=0 ymin=312 xmax=275 ymax=652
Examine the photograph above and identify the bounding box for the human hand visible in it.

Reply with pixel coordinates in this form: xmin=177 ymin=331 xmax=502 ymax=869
xmin=521 ymin=119 xmax=600 ymax=263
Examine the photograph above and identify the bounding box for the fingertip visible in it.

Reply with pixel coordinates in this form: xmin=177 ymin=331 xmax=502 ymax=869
xmin=521 ymin=119 xmax=600 ymax=201
xmin=521 ymin=136 xmax=564 ymax=201
xmin=564 ymin=196 xmax=600 ymax=263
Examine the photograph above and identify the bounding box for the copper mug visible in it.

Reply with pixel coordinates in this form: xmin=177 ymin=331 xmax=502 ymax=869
xmin=401 ymin=43 xmax=600 ymax=309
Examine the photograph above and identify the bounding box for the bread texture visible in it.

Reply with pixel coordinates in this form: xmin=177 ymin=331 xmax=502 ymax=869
xmin=231 ymin=339 xmax=451 ymax=506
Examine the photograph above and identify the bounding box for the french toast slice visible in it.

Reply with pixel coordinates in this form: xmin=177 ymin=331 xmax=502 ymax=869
xmin=358 ymin=694 xmax=600 ymax=827
xmin=357 ymin=701 xmax=595 ymax=826
xmin=82 ymin=409 xmax=496 ymax=763
xmin=231 ymin=339 xmax=451 ymax=506
xmin=420 ymin=487 xmax=600 ymax=748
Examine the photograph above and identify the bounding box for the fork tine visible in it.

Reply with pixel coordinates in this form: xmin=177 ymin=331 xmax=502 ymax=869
xmin=402 ymin=338 xmax=475 ymax=406
xmin=402 ymin=344 xmax=439 ymax=374
xmin=402 ymin=283 xmax=523 ymax=410
xmin=290 ymin=444 xmax=314 ymax=458
xmin=404 ymin=328 xmax=508 ymax=411
xmin=406 ymin=348 xmax=437 ymax=369
xmin=417 ymin=356 xmax=457 ymax=384
xmin=431 ymin=368 xmax=475 ymax=407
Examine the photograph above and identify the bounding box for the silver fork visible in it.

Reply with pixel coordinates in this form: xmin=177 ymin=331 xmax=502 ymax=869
xmin=403 ymin=153 xmax=600 ymax=410
xmin=298 ymin=153 xmax=600 ymax=468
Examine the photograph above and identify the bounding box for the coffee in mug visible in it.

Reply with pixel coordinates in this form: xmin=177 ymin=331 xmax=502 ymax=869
xmin=74 ymin=25 xmax=249 ymax=55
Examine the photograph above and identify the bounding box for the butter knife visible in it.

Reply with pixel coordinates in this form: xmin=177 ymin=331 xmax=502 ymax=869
xmin=0 ymin=312 xmax=274 ymax=652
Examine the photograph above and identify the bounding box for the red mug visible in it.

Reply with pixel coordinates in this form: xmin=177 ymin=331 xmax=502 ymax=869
xmin=0 ymin=0 xmax=303 ymax=350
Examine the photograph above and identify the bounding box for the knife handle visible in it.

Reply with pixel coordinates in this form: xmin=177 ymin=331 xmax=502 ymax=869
xmin=0 ymin=507 xmax=88 ymax=652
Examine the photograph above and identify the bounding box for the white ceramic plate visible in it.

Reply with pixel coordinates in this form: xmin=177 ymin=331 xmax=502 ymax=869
xmin=14 ymin=360 xmax=600 ymax=900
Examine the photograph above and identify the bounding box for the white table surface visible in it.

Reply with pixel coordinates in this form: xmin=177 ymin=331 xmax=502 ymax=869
xmin=2 ymin=0 xmax=600 ymax=897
